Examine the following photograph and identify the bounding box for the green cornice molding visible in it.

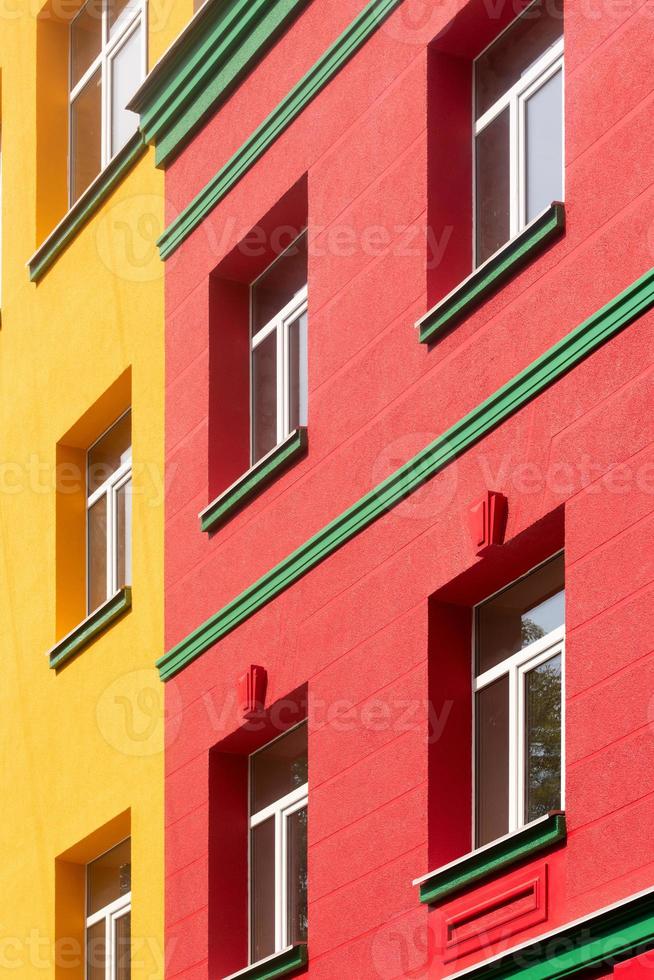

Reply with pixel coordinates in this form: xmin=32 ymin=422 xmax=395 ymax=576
xmin=417 ymin=203 xmax=566 ymax=344
xmin=130 ymin=0 xmax=311 ymax=168
xmin=449 ymin=887 xmax=654 ymax=979
xmin=156 ymin=0 xmax=406 ymax=259
xmin=156 ymin=263 xmax=654 ymax=681
xmin=222 ymin=944 xmax=307 ymax=980
xmin=200 ymin=428 xmax=307 ymax=533
xmin=49 ymin=588 xmax=132 ymax=670
xmin=28 ymin=133 xmax=146 ymax=283
xmin=415 ymin=812 xmax=566 ymax=905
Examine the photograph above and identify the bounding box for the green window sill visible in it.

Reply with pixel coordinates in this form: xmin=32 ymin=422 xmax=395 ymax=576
xmin=48 ymin=587 xmax=132 ymax=670
xmin=200 ymin=428 xmax=307 ymax=533
xmin=27 ymin=133 xmax=146 ymax=283
xmin=415 ymin=811 xmax=566 ymax=905
xmin=223 ymin=944 xmax=307 ymax=980
xmin=417 ymin=202 xmax=565 ymax=345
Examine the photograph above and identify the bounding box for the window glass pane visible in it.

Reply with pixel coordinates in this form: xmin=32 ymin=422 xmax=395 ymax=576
xmin=88 ymin=412 xmax=131 ymax=495
xmin=475 ymin=0 xmax=563 ymax=118
xmin=108 ymin=0 xmax=139 ymax=35
xmin=71 ymin=70 xmax=102 ymax=203
xmin=88 ymin=494 xmax=107 ymax=613
xmin=86 ymin=919 xmax=106 ymax=980
xmin=525 ymin=67 xmax=563 ymax=222
xmin=252 ymin=232 xmax=307 ymax=335
xmin=251 ymin=724 xmax=308 ymax=814
xmin=70 ymin=0 xmax=102 ymax=88
xmin=252 ymin=329 xmax=278 ymax=464
xmin=110 ymin=25 xmax=141 ymax=156
xmin=87 ymin=839 xmax=131 ymax=916
xmin=476 ymin=554 xmax=564 ymax=675
xmin=286 ymin=806 xmax=308 ymax=946
xmin=115 ymin=910 xmax=131 ymax=980
xmin=116 ymin=478 xmax=132 ymax=588
xmin=251 ymin=818 xmax=275 ymax=964
xmin=475 ymin=108 xmax=510 ymax=265
xmin=525 ymin=653 xmax=562 ymax=823
xmin=476 ymin=675 xmax=509 ymax=847
xmin=288 ymin=310 xmax=308 ymax=431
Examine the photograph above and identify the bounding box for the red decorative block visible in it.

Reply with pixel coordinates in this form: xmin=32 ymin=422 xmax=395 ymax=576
xmin=237 ymin=665 xmax=268 ymax=719
xmin=468 ymin=491 xmax=508 ymax=555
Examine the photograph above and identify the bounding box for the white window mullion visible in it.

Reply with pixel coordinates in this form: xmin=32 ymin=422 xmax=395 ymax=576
xmin=106 ymin=486 xmax=115 ymax=600
xmin=274 ymin=808 xmax=284 ymax=954
xmin=276 ymin=320 xmax=285 ymax=447
xmin=509 ymin=90 xmax=520 ymax=241
xmin=104 ymin=911 xmax=112 ymax=980
xmin=508 ymin=663 xmax=519 ymax=833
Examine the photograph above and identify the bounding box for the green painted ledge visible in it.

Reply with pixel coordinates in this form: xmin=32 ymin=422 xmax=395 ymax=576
xmin=28 ymin=133 xmax=146 ymax=283
xmin=48 ymin=588 xmax=132 ymax=670
xmin=223 ymin=944 xmax=307 ymax=980
xmin=415 ymin=812 xmax=566 ymax=905
xmin=157 ymin=0 xmax=406 ymax=259
xmin=417 ymin=202 xmax=566 ymax=344
xmin=129 ymin=0 xmax=310 ymax=168
xmin=156 ymin=262 xmax=654 ymax=680
xmin=449 ymin=887 xmax=654 ymax=979
xmin=200 ymin=428 xmax=307 ymax=533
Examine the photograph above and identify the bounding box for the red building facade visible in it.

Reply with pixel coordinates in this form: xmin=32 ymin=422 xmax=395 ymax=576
xmin=141 ymin=0 xmax=654 ymax=976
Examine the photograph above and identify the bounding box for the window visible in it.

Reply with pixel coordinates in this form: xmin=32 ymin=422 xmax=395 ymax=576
xmin=85 ymin=838 xmax=131 ymax=980
xmin=474 ymin=554 xmax=564 ymax=847
xmin=87 ymin=410 xmax=132 ymax=614
xmin=69 ymin=0 xmax=146 ymax=203
xmin=474 ymin=0 xmax=563 ymax=265
xmin=250 ymin=232 xmax=308 ymax=465
xmin=249 ymin=723 xmax=308 ymax=964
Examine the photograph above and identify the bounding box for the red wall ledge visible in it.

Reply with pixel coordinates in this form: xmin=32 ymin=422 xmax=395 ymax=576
xmin=448 ymin=887 xmax=654 ymax=980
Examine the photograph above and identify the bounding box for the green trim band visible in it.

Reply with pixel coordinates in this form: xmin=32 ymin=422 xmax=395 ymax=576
xmin=223 ymin=944 xmax=307 ymax=980
xmin=49 ymin=588 xmax=132 ymax=670
xmin=157 ymin=263 xmax=654 ymax=680
xmin=28 ymin=134 xmax=146 ymax=283
xmin=417 ymin=203 xmax=566 ymax=344
xmin=452 ymin=887 xmax=654 ymax=979
xmin=200 ymin=428 xmax=307 ymax=533
xmin=131 ymin=0 xmax=310 ymax=168
xmin=417 ymin=812 xmax=566 ymax=905
xmin=157 ymin=0 xmax=405 ymax=259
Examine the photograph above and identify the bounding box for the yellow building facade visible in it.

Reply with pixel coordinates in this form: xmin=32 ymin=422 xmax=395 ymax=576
xmin=0 ymin=0 xmax=190 ymax=975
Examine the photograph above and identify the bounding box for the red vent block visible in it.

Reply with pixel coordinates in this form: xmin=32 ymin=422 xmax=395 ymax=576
xmin=468 ymin=491 xmax=508 ymax=556
xmin=237 ymin=665 xmax=268 ymax=719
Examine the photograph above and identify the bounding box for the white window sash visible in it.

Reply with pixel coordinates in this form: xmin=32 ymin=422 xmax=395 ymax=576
xmin=473 ymin=627 xmax=565 ymax=841
xmin=68 ymin=0 xmax=147 ymax=203
xmin=86 ymin=892 xmax=131 ymax=980
xmin=472 ymin=34 xmax=564 ymax=268
xmin=250 ymin=284 xmax=308 ymax=464
xmin=86 ymin=453 xmax=132 ymax=610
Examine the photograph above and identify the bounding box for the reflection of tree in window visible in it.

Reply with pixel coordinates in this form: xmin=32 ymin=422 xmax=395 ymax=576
xmin=525 ymin=654 xmax=561 ymax=822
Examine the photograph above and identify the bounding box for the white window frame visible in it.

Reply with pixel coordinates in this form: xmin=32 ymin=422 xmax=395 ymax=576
xmin=472 ymin=563 xmax=565 ymax=847
xmin=249 ymin=246 xmax=308 ymax=467
xmin=248 ymin=728 xmax=308 ymax=963
xmin=473 ymin=18 xmax=564 ymax=267
xmin=86 ymin=412 xmax=132 ymax=614
xmin=85 ymin=845 xmax=131 ymax=980
xmin=68 ymin=0 xmax=147 ymax=204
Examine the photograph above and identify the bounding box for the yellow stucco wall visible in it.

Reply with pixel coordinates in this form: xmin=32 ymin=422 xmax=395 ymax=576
xmin=0 ymin=0 xmax=191 ymax=975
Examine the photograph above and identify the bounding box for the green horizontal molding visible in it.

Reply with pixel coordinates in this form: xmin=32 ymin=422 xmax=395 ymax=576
xmin=417 ymin=812 xmax=566 ymax=905
xmin=418 ymin=202 xmax=566 ymax=344
xmin=130 ymin=0 xmax=310 ymax=168
xmin=200 ymin=428 xmax=307 ymax=533
xmin=223 ymin=944 xmax=307 ymax=980
xmin=28 ymin=133 xmax=146 ymax=283
xmin=157 ymin=263 xmax=654 ymax=680
xmin=48 ymin=587 xmax=132 ymax=670
xmin=452 ymin=887 xmax=654 ymax=979
xmin=157 ymin=0 xmax=406 ymax=259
